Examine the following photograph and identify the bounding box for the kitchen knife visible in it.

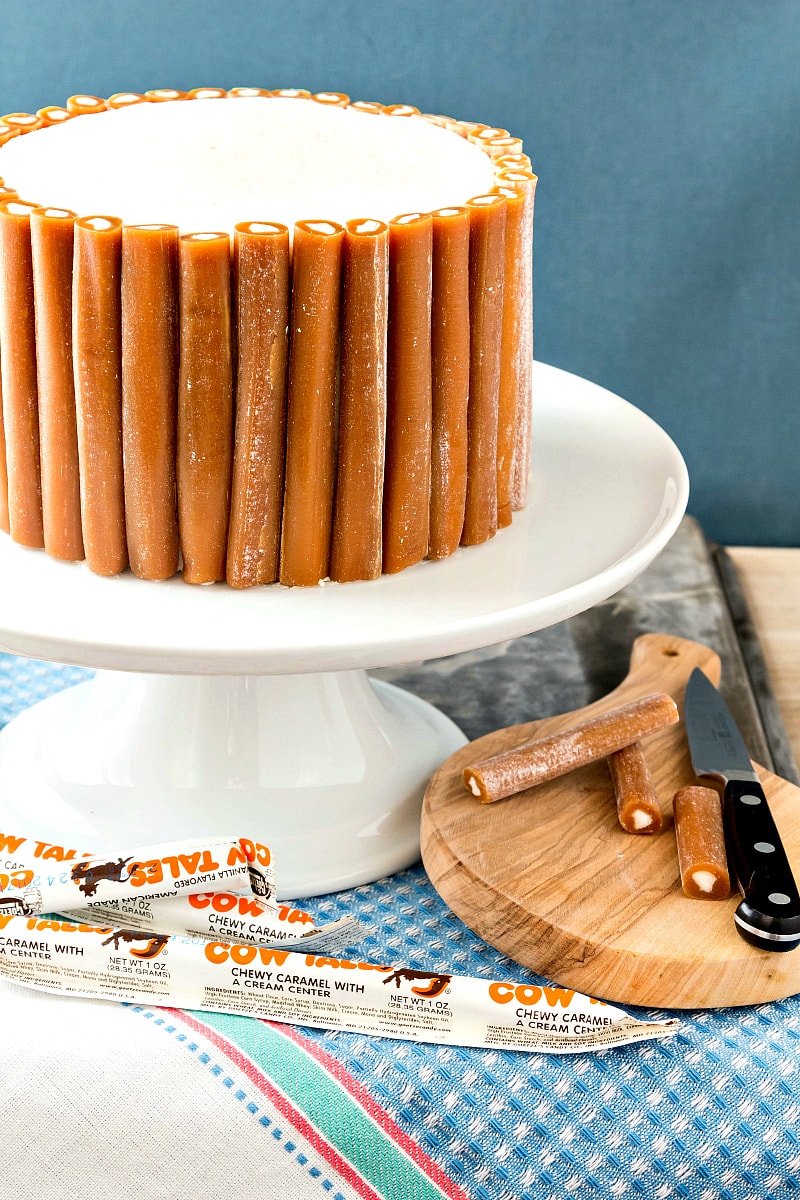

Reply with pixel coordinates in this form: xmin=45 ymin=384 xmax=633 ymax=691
xmin=684 ymin=667 xmax=800 ymax=952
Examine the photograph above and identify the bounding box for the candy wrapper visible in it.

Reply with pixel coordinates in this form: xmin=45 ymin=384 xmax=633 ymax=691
xmin=1 ymin=828 xmax=678 ymax=1054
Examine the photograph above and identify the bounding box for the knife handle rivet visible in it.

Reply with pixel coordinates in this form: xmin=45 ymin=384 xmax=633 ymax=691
xmin=768 ymin=892 xmax=792 ymax=905
xmin=754 ymin=841 xmax=776 ymax=854
xmin=740 ymin=794 xmax=762 ymax=806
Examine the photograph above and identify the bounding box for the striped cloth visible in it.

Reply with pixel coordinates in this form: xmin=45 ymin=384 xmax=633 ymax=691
xmin=2 ymin=655 xmax=800 ymax=1199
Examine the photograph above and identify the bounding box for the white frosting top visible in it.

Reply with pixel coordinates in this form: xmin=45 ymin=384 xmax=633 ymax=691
xmin=0 ymin=98 xmax=496 ymax=232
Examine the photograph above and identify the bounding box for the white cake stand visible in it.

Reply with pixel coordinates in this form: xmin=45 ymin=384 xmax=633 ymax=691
xmin=0 ymin=363 xmax=689 ymax=898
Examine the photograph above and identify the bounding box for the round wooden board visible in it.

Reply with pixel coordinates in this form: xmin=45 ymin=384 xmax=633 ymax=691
xmin=421 ymin=633 xmax=800 ymax=1009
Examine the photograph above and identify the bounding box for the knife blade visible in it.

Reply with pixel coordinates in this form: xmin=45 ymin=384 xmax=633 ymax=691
xmin=684 ymin=667 xmax=800 ymax=952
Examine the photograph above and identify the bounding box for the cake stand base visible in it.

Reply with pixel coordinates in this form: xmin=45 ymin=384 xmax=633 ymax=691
xmin=0 ymin=669 xmax=466 ymax=898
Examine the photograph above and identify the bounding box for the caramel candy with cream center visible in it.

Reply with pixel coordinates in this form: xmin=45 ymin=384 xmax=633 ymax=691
xmin=673 ymin=785 xmax=731 ymax=900
xmin=280 ymin=219 xmax=343 ymax=587
xmin=73 ymin=215 xmax=128 ymax=576
xmin=227 ymin=221 xmax=290 ymax=588
xmin=177 ymin=231 xmax=234 ymax=584
xmin=30 ymin=206 xmax=84 ymax=561
xmin=0 ymin=199 xmax=43 ymax=546
xmin=331 ymin=218 xmax=389 ymax=583
xmin=608 ymin=741 xmax=663 ymax=834
xmin=383 ymin=212 xmax=433 ymax=574
xmin=462 ymin=193 xmax=506 ymax=546
xmin=122 ymin=223 xmax=180 ymax=580
xmin=464 ymin=693 xmax=679 ymax=804
xmin=429 ymin=206 xmax=470 ymax=560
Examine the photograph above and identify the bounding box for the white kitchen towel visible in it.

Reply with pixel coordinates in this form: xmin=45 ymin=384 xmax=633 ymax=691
xmin=0 ymin=979 xmax=369 ymax=1200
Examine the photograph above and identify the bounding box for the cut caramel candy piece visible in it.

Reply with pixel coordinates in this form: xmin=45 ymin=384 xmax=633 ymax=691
xmin=673 ymin=785 xmax=730 ymax=900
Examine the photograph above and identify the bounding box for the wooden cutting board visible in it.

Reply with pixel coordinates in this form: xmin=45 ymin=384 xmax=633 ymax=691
xmin=421 ymin=633 xmax=800 ymax=1008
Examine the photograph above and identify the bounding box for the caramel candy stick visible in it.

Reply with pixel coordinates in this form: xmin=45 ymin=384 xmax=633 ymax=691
xmin=383 ymin=212 xmax=432 ymax=574
xmin=121 ymin=223 xmax=180 ymax=580
xmin=313 ymin=92 xmax=350 ymax=107
xmin=30 ymin=206 xmax=84 ymax=561
xmin=673 ymin=785 xmax=731 ymax=900
xmin=463 ymin=692 xmax=679 ymax=804
xmin=461 ymin=193 xmax=506 ymax=546
xmin=493 ymin=185 xmax=527 ymax=529
xmin=145 ymin=89 xmax=188 ymax=103
xmin=177 ymin=232 xmax=234 ymax=584
xmin=187 ymin=88 xmax=228 ymax=100
xmin=227 ymin=221 xmax=290 ymax=588
xmin=428 ymin=206 xmax=470 ymax=560
xmin=467 ymin=126 xmax=510 ymax=146
xmin=108 ymin=93 xmax=150 ymax=109
xmin=1 ymin=113 xmax=44 ymax=134
xmin=498 ymin=169 xmax=537 ymax=511
xmin=608 ymin=742 xmax=663 ymax=834
xmin=349 ymin=101 xmax=383 ymax=115
xmin=381 ymin=104 xmax=420 ymax=118
xmin=66 ymin=95 xmax=107 ymax=116
xmin=484 ymin=134 xmax=524 ymax=159
xmin=495 ymin=153 xmax=533 ymax=173
xmin=280 ymin=220 xmax=343 ymax=587
xmin=0 ymin=200 xmax=44 ymax=547
xmin=37 ymin=106 xmax=74 ymax=126
xmin=73 ymin=215 xmax=128 ymax=575
xmin=0 ymin=377 xmax=7 ymax=534
xmin=330 ymin=218 xmax=389 ymax=583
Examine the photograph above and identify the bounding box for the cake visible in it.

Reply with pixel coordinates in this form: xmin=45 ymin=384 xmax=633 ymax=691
xmin=0 ymin=89 xmax=536 ymax=587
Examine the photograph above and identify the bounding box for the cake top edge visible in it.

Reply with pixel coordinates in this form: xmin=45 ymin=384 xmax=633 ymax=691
xmin=0 ymin=90 xmax=531 ymax=235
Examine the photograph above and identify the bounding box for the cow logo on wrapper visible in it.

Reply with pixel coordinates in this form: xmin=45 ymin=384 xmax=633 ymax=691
xmin=383 ymin=967 xmax=452 ymax=998
xmin=71 ymin=856 xmax=136 ymax=897
xmin=102 ymin=930 xmax=170 ymax=959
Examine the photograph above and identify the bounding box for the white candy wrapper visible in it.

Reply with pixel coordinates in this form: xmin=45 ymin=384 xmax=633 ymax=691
xmin=0 ymin=913 xmax=678 ymax=1054
xmin=1 ymin=830 xmax=363 ymax=951
xmin=0 ymin=832 xmax=253 ymax=916
xmin=58 ymin=894 xmax=362 ymax=955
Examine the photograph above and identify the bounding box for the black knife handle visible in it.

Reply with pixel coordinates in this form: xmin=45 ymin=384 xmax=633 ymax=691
xmin=724 ymin=778 xmax=800 ymax=952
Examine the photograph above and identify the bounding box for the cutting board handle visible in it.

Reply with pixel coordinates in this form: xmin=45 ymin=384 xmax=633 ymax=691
xmin=619 ymin=633 xmax=721 ymax=702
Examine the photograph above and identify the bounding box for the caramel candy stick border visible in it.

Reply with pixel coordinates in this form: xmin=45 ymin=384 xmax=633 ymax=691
xmin=429 ymin=206 xmax=470 ymax=560
xmin=383 ymin=212 xmax=433 ymax=574
xmin=462 ymin=193 xmax=506 ymax=546
xmin=464 ymin=692 xmax=680 ymax=804
xmin=0 ymin=200 xmax=44 ymax=547
xmin=122 ymin=223 xmax=180 ymax=580
xmin=177 ymin=232 xmax=234 ymax=584
xmin=280 ymin=219 xmax=343 ymax=587
xmin=330 ymin=217 xmax=389 ymax=583
xmin=73 ymin=215 xmax=128 ymax=575
xmin=607 ymin=741 xmax=664 ymax=834
xmin=228 ymin=220 xmax=290 ymax=588
xmin=30 ymin=206 xmax=84 ymax=561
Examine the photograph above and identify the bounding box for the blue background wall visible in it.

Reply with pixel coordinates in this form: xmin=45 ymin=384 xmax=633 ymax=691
xmin=1 ymin=0 xmax=797 ymax=545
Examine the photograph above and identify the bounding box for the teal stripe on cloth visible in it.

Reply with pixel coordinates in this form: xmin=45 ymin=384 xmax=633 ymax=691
xmin=197 ymin=1010 xmax=451 ymax=1200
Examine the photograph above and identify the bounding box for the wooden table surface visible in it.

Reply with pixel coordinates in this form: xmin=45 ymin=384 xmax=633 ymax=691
xmin=729 ymin=547 xmax=800 ymax=761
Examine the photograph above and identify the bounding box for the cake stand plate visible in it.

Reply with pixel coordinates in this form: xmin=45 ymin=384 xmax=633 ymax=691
xmin=0 ymin=363 xmax=689 ymax=897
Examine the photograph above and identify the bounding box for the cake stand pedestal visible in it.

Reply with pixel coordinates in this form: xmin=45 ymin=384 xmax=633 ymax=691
xmin=0 ymin=363 xmax=689 ymax=898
